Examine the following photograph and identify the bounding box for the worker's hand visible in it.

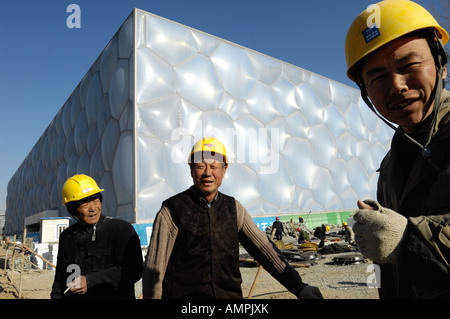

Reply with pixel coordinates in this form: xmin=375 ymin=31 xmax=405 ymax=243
xmin=298 ymin=284 xmax=323 ymax=299
xmin=353 ymin=200 xmax=408 ymax=264
xmin=67 ymin=276 xmax=88 ymax=294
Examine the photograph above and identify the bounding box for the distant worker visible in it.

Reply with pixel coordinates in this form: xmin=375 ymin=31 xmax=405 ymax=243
xmin=346 ymin=0 xmax=450 ymax=298
xmin=297 ymin=226 xmax=310 ymax=244
xmin=342 ymin=222 xmax=355 ymax=246
xmin=51 ymin=174 xmax=143 ymax=299
xmin=314 ymin=224 xmax=329 ymax=248
xmin=142 ymin=137 xmax=322 ymax=299
xmin=273 ymin=217 xmax=284 ymax=240
xmin=299 ymin=216 xmax=304 ymax=225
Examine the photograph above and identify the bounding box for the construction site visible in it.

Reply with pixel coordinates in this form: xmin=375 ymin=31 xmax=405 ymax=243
xmin=0 ymin=222 xmax=378 ymax=299
xmin=1 ymin=8 xmax=392 ymax=300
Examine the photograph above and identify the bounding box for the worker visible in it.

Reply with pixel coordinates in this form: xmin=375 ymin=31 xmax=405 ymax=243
xmin=142 ymin=137 xmax=322 ymax=299
xmin=273 ymin=216 xmax=284 ymax=240
xmin=297 ymin=226 xmax=310 ymax=244
xmin=51 ymin=174 xmax=143 ymax=299
xmin=299 ymin=216 xmax=304 ymax=225
xmin=314 ymin=224 xmax=329 ymax=248
xmin=345 ymin=0 xmax=450 ymax=298
xmin=342 ymin=222 xmax=355 ymax=246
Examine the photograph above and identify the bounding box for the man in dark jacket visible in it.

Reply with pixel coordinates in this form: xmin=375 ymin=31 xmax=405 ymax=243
xmin=51 ymin=174 xmax=143 ymax=299
xmin=345 ymin=0 xmax=450 ymax=298
xmin=143 ymin=137 xmax=322 ymax=299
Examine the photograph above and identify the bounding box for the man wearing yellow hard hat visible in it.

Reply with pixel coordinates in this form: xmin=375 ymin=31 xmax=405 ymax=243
xmin=143 ymin=137 xmax=322 ymax=299
xmin=346 ymin=0 xmax=450 ymax=298
xmin=51 ymin=174 xmax=143 ymax=299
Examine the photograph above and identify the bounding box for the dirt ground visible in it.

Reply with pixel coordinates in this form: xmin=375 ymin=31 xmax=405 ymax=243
xmin=0 ymin=242 xmax=378 ymax=300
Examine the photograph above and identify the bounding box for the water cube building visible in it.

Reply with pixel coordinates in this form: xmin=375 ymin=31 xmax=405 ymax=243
xmin=5 ymin=9 xmax=392 ymax=243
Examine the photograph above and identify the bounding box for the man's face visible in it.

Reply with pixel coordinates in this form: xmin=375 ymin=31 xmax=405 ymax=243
xmin=75 ymin=197 xmax=102 ymax=225
xmin=191 ymin=157 xmax=227 ymax=202
xmin=361 ymin=37 xmax=446 ymax=134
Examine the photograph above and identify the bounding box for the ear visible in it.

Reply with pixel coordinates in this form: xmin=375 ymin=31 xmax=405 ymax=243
xmin=442 ymin=64 xmax=448 ymax=81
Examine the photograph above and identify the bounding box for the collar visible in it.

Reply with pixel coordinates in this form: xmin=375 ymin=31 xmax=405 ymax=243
xmin=189 ymin=186 xmax=219 ymax=208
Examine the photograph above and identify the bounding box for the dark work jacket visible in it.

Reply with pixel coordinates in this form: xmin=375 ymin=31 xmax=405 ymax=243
xmin=161 ymin=187 xmax=242 ymax=299
xmin=376 ymin=90 xmax=450 ymax=298
xmin=51 ymin=215 xmax=143 ymax=299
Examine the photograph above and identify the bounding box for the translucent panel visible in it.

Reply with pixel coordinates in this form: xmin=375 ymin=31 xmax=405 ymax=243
xmin=97 ymin=95 xmax=111 ymax=137
xmin=345 ymin=104 xmax=367 ymax=141
xmin=85 ymin=73 xmax=103 ymax=128
xmin=330 ymin=80 xmax=352 ymax=112
xmin=293 ymin=187 xmax=315 ymax=212
xmin=139 ymin=94 xmax=180 ymax=141
xmin=220 ymin=164 xmax=258 ymax=206
xmin=101 ymin=172 xmax=117 ymax=217
xmin=73 ymin=109 xmax=88 ymax=155
xmin=257 ymin=157 xmax=294 ymax=207
xmin=308 ymin=125 xmax=336 ymax=168
xmin=87 ymin=126 xmax=99 ymax=156
xmin=76 ymin=151 xmax=90 ymax=174
xmin=70 ymin=91 xmax=82 ymax=128
xmin=308 ymin=73 xmax=332 ymax=107
xmin=347 ymin=158 xmax=370 ymax=199
xmin=312 ymin=167 xmax=337 ymax=208
xmin=137 ymin=182 xmax=176 ymax=221
xmin=286 ymin=111 xmax=310 ymax=140
xmin=113 ymin=131 xmax=133 ymax=205
xmin=296 ymin=83 xmax=324 ymax=126
xmin=284 ymin=138 xmax=317 ymax=189
xmin=90 ymin=145 xmax=105 ymax=183
xmin=323 ymin=103 xmax=347 ymax=138
xmin=191 ymin=30 xmax=222 ymax=56
xmin=247 ymin=50 xmax=282 ymax=85
xmin=116 ymin=203 xmax=134 ymax=222
xmin=145 ymin=15 xmax=197 ymax=66
xmin=273 ymin=77 xmax=299 ymax=117
xmin=195 ymin=110 xmax=234 ymax=143
xmin=100 ymin=37 xmax=118 ymax=94
xmin=165 ymin=139 xmax=195 ymax=192
xmin=109 ymin=59 xmax=129 ymax=119
xmin=355 ymin=140 xmax=376 ymax=173
xmin=246 ymin=82 xmax=280 ymax=124
xmin=136 ymin=48 xmax=174 ymax=103
xmin=175 ymin=54 xmax=223 ymax=110
xmin=211 ymin=43 xmax=257 ymax=99
xmin=118 ymin=14 xmax=134 ymax=59
xmin=137 ymin=136 xmax=165 ymax=192
xmin=180 ymin=99 xmax=202 ymax=135
xmin=101 ymin=119 xmax=120 ymax=170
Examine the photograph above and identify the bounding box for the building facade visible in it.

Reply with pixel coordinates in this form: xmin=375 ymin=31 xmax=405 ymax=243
xmin=5 ymin=9 xmax=392 ymax=238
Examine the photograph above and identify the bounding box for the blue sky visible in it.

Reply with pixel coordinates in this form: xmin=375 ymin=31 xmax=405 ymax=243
xmin=0 ymin=0 xmax=445 ymax=215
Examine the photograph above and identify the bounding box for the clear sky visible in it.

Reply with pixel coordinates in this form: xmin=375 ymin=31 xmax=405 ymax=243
xmin=0 ymin=0 xmax=445 ymax=215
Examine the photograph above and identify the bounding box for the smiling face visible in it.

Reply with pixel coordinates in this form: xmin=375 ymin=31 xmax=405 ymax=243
xmin=75 ymin=197 xmax=102 ymax=225
xmin=190 ymin=157 xmax=227 ymax=202
xmin=361 ymin=36 xmax=446 ymax=134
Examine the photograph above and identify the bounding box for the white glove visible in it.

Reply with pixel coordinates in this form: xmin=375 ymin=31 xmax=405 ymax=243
xmin=353 ymin=200 xmax=408 ymax=264
xmin=298 ymin=284 xmax=323 ymax=299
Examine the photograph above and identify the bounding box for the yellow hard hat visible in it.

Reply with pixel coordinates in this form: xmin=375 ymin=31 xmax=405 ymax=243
xmin=188 ymin=137 xmax=228 ymax=168
xmin=345 ymin=0 xmax=449 ymax=82
xmin=343 ymin=222 xmax=348 ymax=226
xmin=325 ymin=225 xmax=330 ymax=232
xmin=62 ymin=174 xmax=104 ymax=204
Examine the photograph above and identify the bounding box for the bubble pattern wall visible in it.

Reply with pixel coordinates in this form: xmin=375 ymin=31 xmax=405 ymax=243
xmin=5 ymin=9 xmax=392 ymax=233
